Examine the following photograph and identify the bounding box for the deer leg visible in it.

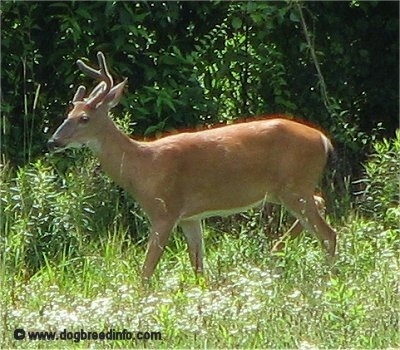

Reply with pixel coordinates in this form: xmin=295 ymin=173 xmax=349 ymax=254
xmin=271 ymin=194 xmax=326 ymax=253
xmin=179 ymin=219 xmax=204 ymax=274
xmin=280 ymin=193 xmax=336 ymax=257
xmin=142 ymin=218 xmax=176 ymax=283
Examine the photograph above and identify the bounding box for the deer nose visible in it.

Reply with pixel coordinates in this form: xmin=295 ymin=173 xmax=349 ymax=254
xmin=47 ymin=138 xmax=59 ymax=152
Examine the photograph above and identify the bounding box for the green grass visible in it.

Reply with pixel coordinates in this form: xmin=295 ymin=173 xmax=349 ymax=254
xmin=1 ymin=147 xmax=399 ymax=348
xmin=1 ymin=212 xmax=399 ymax=348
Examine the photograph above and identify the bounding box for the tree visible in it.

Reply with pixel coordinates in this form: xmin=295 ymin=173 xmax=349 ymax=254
xmin=1 ymin=1 xmax=398 ymax=170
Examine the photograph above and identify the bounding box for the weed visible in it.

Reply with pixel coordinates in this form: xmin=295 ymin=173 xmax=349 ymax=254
xmin=1 ymin=135 xmax=399 ymax=348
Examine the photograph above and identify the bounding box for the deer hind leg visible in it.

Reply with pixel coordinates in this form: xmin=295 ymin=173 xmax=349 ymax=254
xmin=280 ymin=193 xmax=336 ymax=257
xmin=142 ymin=218 xmax=176 ymax=283
xmin=271 ymin=195 xmax=326 ymax=253
xmin=179 ymin=219 xmax=204 ymax=274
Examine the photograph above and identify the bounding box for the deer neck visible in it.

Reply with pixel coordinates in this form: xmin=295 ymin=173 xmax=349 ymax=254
xmin=88 ymin=117 xmax=146 ymax=194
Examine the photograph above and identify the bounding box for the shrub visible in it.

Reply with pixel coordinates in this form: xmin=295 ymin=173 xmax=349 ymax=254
xmin=355 ymin=130 xmax=400 ymax=228
xmin=1 ymin=154 xmax=145 ymax=278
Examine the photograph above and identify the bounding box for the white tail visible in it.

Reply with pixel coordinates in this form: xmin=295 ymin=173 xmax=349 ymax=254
xmin=48 ymin=52 xmax=337 ymax=282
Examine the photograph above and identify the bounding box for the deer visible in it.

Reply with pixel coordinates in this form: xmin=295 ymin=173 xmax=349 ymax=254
xmin=270 ymin=193 xmax=327 ymax=253
xmin=48 ymin=52 xmax=337 ymax=283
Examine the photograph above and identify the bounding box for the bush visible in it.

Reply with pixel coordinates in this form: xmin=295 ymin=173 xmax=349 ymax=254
xmin=355 ymin=130 xmax=400 ymax=228
xmin=0 ymin=154 xmax=145 ymax=278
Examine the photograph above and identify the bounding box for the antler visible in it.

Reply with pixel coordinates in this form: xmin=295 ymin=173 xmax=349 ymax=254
xmin=75 ymin=52 xmax=114 ymax=108
xmin=72 ymin=85 xmax=86 ymax=103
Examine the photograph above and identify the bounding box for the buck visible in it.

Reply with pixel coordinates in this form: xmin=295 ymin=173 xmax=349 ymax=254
xmin=48 ymin=52 xmax=337 ymax=282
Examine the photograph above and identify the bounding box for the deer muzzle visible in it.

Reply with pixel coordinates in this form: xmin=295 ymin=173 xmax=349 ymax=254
xmin=47 ymin=138 xmax=62 ymax=152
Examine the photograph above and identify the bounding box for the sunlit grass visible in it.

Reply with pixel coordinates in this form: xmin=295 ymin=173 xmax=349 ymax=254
xmin=1 ymin=217 xmax=399 ymax=349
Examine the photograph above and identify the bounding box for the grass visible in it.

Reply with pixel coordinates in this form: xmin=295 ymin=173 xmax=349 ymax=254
xmin=1 ymin=216 xmax=399 ymax=348
xmin=1 ymin=152 xmax=399 ymax=349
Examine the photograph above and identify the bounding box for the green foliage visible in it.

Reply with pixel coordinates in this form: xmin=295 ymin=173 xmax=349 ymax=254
xmin=0 ymin=155 xmax=144 ymax=278
xmin=1 ymin=1 xmax=227 ymax=164
xmin=1 ymin=1 xmax=398 ymax=171
xmin=355 ymin=131 xmax=400 ymax=228
xmin=1 ymin=3 xmax=398 ymax=345
xmin=197 ymin=2 xmax=299 ymax=120
xmin=1 ymin=212 xmax=398 ymax=348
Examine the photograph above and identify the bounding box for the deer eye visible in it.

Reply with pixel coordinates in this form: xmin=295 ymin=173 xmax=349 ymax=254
xmin=80 ymin=115 xmax=90 ymax=123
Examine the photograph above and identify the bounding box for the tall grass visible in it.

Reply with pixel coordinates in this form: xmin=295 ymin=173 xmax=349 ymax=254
xmin=1 ymin=133 xmax=399 ymax=348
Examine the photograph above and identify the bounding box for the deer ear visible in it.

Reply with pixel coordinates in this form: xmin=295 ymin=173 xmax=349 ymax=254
xmin=103 ymin=78 xmax=127 ymax=108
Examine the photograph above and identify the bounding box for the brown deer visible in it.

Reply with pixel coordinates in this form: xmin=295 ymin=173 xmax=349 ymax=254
xmin=48 ymin=52 xmax=337 ymax=282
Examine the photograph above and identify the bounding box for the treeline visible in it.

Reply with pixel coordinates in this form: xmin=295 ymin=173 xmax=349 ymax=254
xmin=1 ymin=1 xmax=398 ymax=169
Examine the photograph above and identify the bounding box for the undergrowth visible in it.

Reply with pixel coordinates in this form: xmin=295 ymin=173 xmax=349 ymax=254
xmin=0 ymin=133 xmax=399 ymax=348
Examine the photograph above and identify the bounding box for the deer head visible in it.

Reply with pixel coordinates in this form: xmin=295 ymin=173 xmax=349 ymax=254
xmin=48 ymin=52 xmax=127 ymax=152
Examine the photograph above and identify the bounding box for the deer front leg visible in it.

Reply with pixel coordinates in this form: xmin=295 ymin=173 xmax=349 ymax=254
xmin=180 ymin=219 xmax=204 ymax=274
xmin=142 ymin=218 xmax=176 ymax=283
